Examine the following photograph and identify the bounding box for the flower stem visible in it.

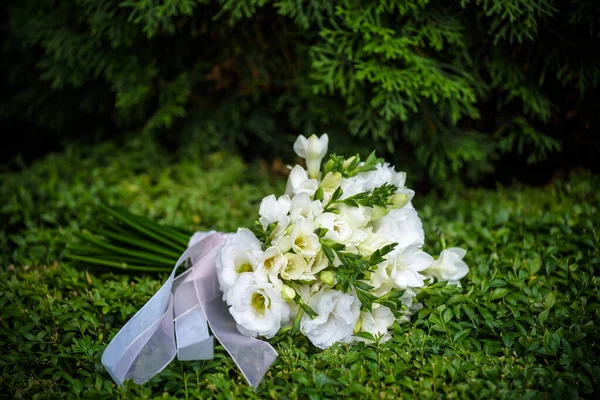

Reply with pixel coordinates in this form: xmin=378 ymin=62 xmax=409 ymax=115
xmin=99 ymin=204 xmax=184 ymax=251
xmin=64 ymin=254 xmax=172 ymax=273
xmin=75 ymin=232 xmax=176 ymax=265
xmin=83 ymin=226 xmax=181 ymax=259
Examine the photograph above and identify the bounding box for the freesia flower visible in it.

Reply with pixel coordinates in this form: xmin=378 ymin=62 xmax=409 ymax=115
xmin=397 ymin=288 xmax=423 ymax=322
xmin=339 ymin=175 xmax=366 ymax=199
xmin=293 ymin=134 xmax=329 ymax=179
xmin=215 ymin=228 xmax=262 ymax=299
xmin=271 ymin=232 xmax=293 ymax=254
xmin=360 ymin=163 xmax=407 ymax=191
xmin=228 ymin=273 xmax=291 ymax=339
xmin=307 ymin=251 xmax=329 ymax=274
xmin=289 ymin=192 xmax=323 ymax=222
xmin=314 ymin=212 xmax=353 ymax=244
xmin=358 ymin=304 xmax=395 ymax=343
xmin=337 ymin=204 xmax=372 ymax=230
xmin=357 ymin=227 xmax=391 ymax=256
xmin=291 ymin=218 xmax=321 ymax=257
xmin=259 ymin=194 xmax=291 ymax=228
xmin=281 ymin=253 xmax=314 ymax=281
xmin=300 ymin=289 xmax=360 ymax=349
xmin=250 ymin=246 xmax=287 ymax=285
xmin=423 ymin=248 xmax=469 ymax=285
xmin=285 ymin=165 xmax=319 ymax=197
xmin=370 ymin=245 xmax=434 ymax=294
xmin=373 ymin=208 xmax=425 ymax=251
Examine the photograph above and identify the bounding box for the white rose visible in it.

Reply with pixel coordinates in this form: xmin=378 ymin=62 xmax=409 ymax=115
xmin=291 ymin=218 xmax=321 ymax=257
xmin=293 ymin=134 xmax=329 ymax=179
xmin=358 ymin=304 xmax=395 ymax=343
xmin=227 ymin=273 xmax=291 ymax=339
xmin=285 ymin=165 xmax=319 ymax=197
xmin=259 ymin=194 xmax=291 ymax=228
xmin=289 ymin=192 xmax=323 ymax=222
xmin=314 ymin=212 xmax=353 ymax=244
xmin=215 ymin=228 xmax=262 ymax=299
xmin=423 ymin=248 xmax=469 ymax=285
xmin=370 ymin=245 xmax=434 ymax=293
xmin=373 ymin=208 xmax=425 ymax=251
xmin=300 ymin=289 xmax=361 ymax=349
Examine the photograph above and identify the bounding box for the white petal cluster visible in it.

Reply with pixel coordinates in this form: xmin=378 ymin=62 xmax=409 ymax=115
xmin=216 ymin=134 xmax=470 ymax=347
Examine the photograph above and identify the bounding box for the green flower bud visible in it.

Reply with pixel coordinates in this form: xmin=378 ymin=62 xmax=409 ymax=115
xmin=322 ymin=159 xmax=334 ymax=175
xmin=314 ymin=186 xmax=325 ymax=201
xmin=370 ymin=205 xmax=388 ymax=221
xmin=281 ymin=285 xmax=296 ymax=301
xmin=320 ymin=270 xmax=335 ymax=286
xmin=320 ymin=171 xmax=342 ymax=189
xmin=343 ymin=156 xmax=357 ymax=170
xmin=391 ymin=193 xmax=409 ymax=209
xmin=353 ymin=317 xmax=362 ymax=333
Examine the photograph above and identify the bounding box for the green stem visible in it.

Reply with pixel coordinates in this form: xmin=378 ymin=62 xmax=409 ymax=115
xmin=65 ymin=254 xmax=171 ymax=273
xmin=113 ymin=206 xmax=191 ymax=246
xmin=83 ymin=226 xmax=181 ymax=259
xmin=99 ymin=204 xmax=184 ymax=252
xmin=98 ymin=215 xmax=131 ymax=235
xmin=75 ymin=232 xmax=176 ymax=265
xmin=83 ymin=254 xmax=173 ymax=268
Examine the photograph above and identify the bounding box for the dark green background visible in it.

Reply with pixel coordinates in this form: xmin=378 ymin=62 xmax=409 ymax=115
xmin=2 ymin=0 xmax=599 ymax=188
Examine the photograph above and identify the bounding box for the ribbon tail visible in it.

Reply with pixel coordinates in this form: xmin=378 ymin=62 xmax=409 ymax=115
xmin=188 ymin=246 xmax=279 ymax=388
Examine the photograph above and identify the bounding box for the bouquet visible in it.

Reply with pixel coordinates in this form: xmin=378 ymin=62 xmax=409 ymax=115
xmin=215 ymin=134 xmax=468 ymax=349
xmin=78 ymin=134 xmax=469 ymax=387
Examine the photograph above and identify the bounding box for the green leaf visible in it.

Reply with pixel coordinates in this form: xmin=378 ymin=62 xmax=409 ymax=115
xmin=490 ymin=288 xmax=511 ymax=301
xmin=353 ymin=332 xmax=376 ymax=341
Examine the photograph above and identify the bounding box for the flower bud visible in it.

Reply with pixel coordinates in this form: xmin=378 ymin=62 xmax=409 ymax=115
xmin=353 ymin=317 xmax=362 ymax=333
xmin=320 ymin=270 xmax=335 ymax=286
xmin=391 ymin=193 xmax=409 ymax=209
xmin=370 ymin=205 xmax=388 ymax=221
xmin=320 ymin=171 xmax=342 ymax=189
xmin=293 ymin=134 xmax=329 ymax=179
xmin=281 ymin=285 xmax=296 ymax=301
xmin=322 ymin=159 xmax=334 ymax=175
xmin=343 ymin=156 xmax=356 ymax=170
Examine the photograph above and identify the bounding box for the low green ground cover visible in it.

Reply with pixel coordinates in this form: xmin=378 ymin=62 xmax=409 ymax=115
xmin=1 ymin=143 xmax=599 ymax=399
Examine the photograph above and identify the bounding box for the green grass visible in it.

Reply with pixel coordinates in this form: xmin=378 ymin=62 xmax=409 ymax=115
xmin=1 ymin=142 xmax=599 ymax=399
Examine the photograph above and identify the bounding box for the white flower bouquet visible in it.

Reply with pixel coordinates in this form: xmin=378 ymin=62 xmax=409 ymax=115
xmin=85 ymin=134 xmax=469 ymax=387
xmin=216 ymin=134 xmax=468 ymax=349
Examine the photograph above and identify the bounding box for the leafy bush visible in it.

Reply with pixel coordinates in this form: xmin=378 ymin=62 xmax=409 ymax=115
xmin=3 ymin=0 xmax=599 ymax=183
xmin=1 ymin=142 xmax=599 ymax=398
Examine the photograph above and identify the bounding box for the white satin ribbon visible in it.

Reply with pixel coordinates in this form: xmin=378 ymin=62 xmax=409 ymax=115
xmin=101 ymin=231 xmax=278 ymax=388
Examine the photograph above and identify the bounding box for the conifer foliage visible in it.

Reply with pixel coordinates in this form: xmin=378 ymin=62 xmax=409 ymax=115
xmin=2 ymin=0 xmax=599 ymax=182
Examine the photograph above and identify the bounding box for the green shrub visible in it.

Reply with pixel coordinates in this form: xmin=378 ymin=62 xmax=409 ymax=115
xmin=3 ymin=0 xmax=599 ymax=184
